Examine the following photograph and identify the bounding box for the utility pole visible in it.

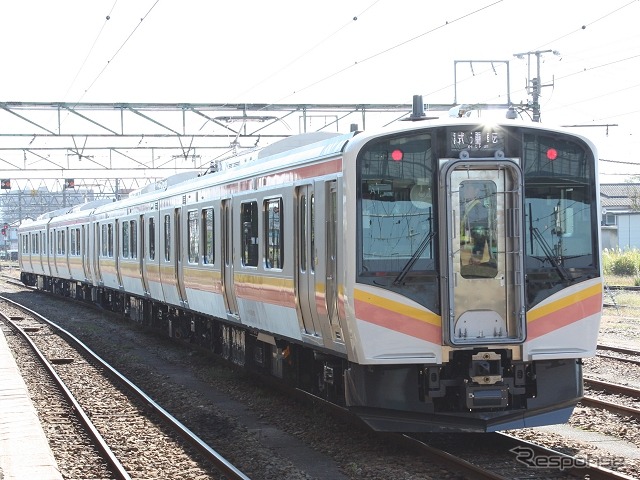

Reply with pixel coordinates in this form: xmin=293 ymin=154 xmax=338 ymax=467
xmin=513 ymin=49 xmax=560 ymax=122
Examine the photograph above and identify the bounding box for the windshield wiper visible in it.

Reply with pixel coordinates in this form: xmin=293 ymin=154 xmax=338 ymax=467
xmin=528 ymin=202 xmax=570 ymax=282
xmin=393 ymin=231 xmax=435 ymax=285
xmin=529 ymin=226 xmax=569 ymax=281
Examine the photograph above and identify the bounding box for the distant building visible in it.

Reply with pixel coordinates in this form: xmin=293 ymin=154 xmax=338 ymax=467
xmin=600 ymin=183 xmax=640 ymax=250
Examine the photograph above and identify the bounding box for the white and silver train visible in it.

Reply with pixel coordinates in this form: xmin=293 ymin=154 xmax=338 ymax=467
xmin=19 ymin=117 xmax=603 ymax=432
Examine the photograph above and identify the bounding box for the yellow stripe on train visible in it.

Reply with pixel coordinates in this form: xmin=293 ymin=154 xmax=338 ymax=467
xmin=354 ymin=288 xmax=441 ymax=327
xmin=527 ymin=282 xmax=603 ymax=323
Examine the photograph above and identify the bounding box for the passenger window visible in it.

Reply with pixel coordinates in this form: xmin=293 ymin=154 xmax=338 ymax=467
xmin=107 ymin=224 xmax=113 ymax=257
xmin=188 ymin=210 xmax=199 ymax=263
xmin=122 ymin=221 xmax=130 ymax=258
xmin=130 ymin=220 xmax=137 ymax=259
xmin=164 ymin=214 xmax=171 ymax=261
xmin=202 ymin=208 xmax=214 ymax=265
xmin=148 ymin=217 xmax=155 ymax=260
xmin=264 ymin=198 xmax=283 ymax=269
xmin=459 ymin=180 xmax=498 ymax=279
xmin=101 ymin=225 xmax=107 ymax=256
xmin=241 ymin=201 xmax=259 ymax=267
xmin=70 ymin=228 xmax=78 ymax=256
xmin=57 ymin=230 xmax=66 ymax=255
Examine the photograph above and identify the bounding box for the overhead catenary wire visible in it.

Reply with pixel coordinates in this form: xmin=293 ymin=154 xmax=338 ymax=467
xmin=77 ymin=0 xmax=162 ymax=102
xmin=55 ymin=0 xmax=162 ymax=131
xmin=53 ymin=0 xmax=640 ymax=132
xmin=260 ymin=0 xmax=504 ymax=108
xmin=61 ymin=0 xmax=120 ymax=102
xmin=533 ymin=0 xmax=639 ymax=51
xmin=11 ymin=0 xmax=637 ymax=175
xmin=425 ymin=1 xmax=640 ymax=126
xmin=193 ymin=0 xmax=385 ymax=142
xmin=230 ymin=0 xmax=384 ymax=101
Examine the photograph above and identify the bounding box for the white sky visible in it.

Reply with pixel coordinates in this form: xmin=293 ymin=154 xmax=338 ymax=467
xmin=1 ymin=0 xmax=639 ymax=181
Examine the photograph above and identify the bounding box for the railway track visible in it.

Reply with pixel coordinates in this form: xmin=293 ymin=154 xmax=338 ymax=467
xmin=407 ymin=431 xmax=633 ymax=480
xmin=274 ymin=375 xmax=634 ymax=479
xmin=2 ymin=276 xmax=531 ymax=479
xmin=0 ymin=296 xmax=249 ymax=480
xmin=582 ymin=344 xmax=640 ymax=422
xmin=597 ymin=343 xmax=640 ymax=367
xmin=2 ymin=274 xmax=639 ymax=479
xmin=582 ymin=380 xmax=640 ymax=421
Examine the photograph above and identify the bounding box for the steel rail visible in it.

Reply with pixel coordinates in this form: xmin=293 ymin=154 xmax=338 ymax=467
xmin=0 ymin=295 xmax=250 ymax=480
xmin=596 ymin=352 xmax=640 ymax=367
xmin=580 ymin=396 xmax=640 ymax=421
xmin=598 ymin=343 xmax=640 ymax=357
xmin=583 ymin=378 xmax=640 ymax=421
xmin=1 ymin=313 xmax=132 ymax=480
xmin=585 ymin=378 xmax=640 ymax=400
xmin=497 ymin=432 xmax=635 ymax=480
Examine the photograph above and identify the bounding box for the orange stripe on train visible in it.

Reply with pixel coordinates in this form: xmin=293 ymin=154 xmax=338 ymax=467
xmin=526 ymin=284 xmax=602 ymax=340
xmin=234 ymin=276 xmax=296 ymax=308
xmin=354 ymin=289 xmax=442 ymax=344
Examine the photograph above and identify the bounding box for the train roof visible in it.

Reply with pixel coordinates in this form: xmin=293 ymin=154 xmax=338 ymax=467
xmin=128 ymin=171 xmax=201 ymax=198
xmin=88 ymin=130 xmax=357 ymax=215
xmin=120 ymin=132 xmax=351 ymax=204
xmin=342 ymin=116 xmax=598 ymax=152
xmin=19 ymin=198 xmax=116 ymax=229
xmin=211 ymin=131 xmax=354 ymax=176
xmin=215 ymin=131 xmax=345 ymax=170
xmin=20 ymin=117 xmax=598 ymax=225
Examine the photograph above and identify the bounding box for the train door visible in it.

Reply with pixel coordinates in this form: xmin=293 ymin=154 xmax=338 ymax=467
xmin=37 ymin=231 xmax=44 ymax=274
xmin=51 ymin=229 xmax=56 ymax=275
xmin=175 ymin=207 xmax=188 ymax=307
xmin=144 ymin=212 xmax=163 ymax=300
xmin=25 ymin=232 xmax=33 ymax=272
xmin=140 ymin=215 xmax=150 ymax=295
xmin=46 ymin=228 xmax=53 ymax=277
xmin=82 ymin=225 xmax=90 ymax=281
xmin=93 ymin=222 xmax=103 ymax=285
xmin=35 ymin=231 xmax=41 ymax=273
xmin=296 ymin=184 xmax=322 ymax=339
xmin=64 ymin=227 xmax=71 ymax=276
xmin=221 ymin=199 xmax=239 ymax=320
xmin=443 ymin=161 xmax=525 ymax=345
xmin=160 ymin=212 xmax=178 ymax=304
xmin=325 ymin=180 xmax=345 ymax=343
xmin=115 ymin=220 xmax=123 ymax=288
xmin=23 ymin=233 xmax=31 ymax=272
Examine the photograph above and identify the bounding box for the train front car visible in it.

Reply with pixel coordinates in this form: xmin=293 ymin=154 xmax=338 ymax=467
xmin=342 ymin=121 xmax=602 ymax=432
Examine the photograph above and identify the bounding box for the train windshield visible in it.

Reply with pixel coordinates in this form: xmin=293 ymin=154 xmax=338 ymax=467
xmin=357 ymin=132 xmax=436 ymax=280
xmin=522 ymin=131 xmax=599 ymax=306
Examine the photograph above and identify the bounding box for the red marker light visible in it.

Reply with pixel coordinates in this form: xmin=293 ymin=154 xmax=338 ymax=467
xmin=391 ymin=149 xmax=403 ymax=161
xmin=546 ymin=148 xmax=558 ymax=160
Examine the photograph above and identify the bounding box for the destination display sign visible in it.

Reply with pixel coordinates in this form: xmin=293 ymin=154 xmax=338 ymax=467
xmin=448 ymin=128 xmax=505 ymax=154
